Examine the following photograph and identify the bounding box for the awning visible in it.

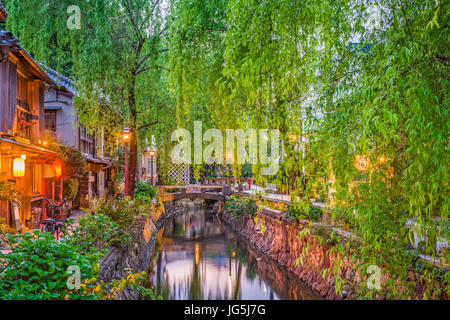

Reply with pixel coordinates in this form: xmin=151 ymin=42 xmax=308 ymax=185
xmin=84 ymin=155 xmax=110 ymax=165
xmin=45 ymin=106 xmax=62 ymax=111
xmin=0 ymin=137 xmax=59 ymax=156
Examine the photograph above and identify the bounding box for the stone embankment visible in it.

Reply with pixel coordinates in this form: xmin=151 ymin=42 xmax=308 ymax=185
xmin=98 ymin=198 xmax=206 ymax=298
xmin=220 ymin=211 xmax=358 ymax=300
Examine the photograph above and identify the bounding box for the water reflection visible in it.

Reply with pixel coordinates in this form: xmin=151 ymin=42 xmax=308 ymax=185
xmin=146 ymin=207 xmax=320 ymax=300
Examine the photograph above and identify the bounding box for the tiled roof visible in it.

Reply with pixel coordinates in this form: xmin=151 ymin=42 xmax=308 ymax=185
xmin=0 ymin=2 xmax=7 ymax=21
xmin=0 ymin=29 xmax=56 ymax=86
xmin=40 ymin=64 xmax=76 ymax=95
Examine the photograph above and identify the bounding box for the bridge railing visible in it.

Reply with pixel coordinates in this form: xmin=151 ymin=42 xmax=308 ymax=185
xmin=203 ymin=177 xmax=251 ymax=192
xmin=158 ymin=185 xmax=231 ymax=202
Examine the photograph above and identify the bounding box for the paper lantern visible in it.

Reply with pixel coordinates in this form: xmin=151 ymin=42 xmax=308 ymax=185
xmin=13 ymin=157 xmax=25 ymax=177
xmin=52 ymin=160 xmax=62 ymax=177
xmin=354 ymin=154 xmax=370 ymax=171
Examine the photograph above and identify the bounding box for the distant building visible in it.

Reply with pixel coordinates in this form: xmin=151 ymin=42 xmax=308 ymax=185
xmin=43 ymin=67 xmax=112 ymax=208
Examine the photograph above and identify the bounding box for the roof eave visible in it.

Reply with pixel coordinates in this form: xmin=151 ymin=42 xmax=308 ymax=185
xmin=15 ymin=46 xmax=56 ymax=86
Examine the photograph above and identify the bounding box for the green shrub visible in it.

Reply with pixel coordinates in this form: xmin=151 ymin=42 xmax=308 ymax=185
xmin=63 ymin=178 xmax=79 ymax=202
xmin=225 ymin=195 xmax=258 ymax=218
xmin=0 ymin=231 xmax=100 ymax=300
xmin=0 ymin=200 xmax=161 ymax=300
xmin=134 ymin=181 xmax=158 ymax=204
xmin=135 ymin=181 xmax=158 ymax=197
xmin=93 ymin=197 xmax=148 ymax=245
xmin=285 ymin=203 xmax=323 ymax=222
xmin=65 ymin=214 xmax=122 ymax=253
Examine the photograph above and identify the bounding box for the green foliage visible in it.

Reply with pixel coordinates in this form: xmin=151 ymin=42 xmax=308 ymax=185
xmin=285 ymin=203 xmax=323 ymax=223
xmin=63 ymin=178 xmax=79 ymax=202
xmin=0 ymin=210 xmax=161 ymax=300
xmin=0 ymin=231 xmax=100 ymax=300
xmin=134 ymin=181 xmax=159 ymax=204
xmin=168 ymin=0 xmax=449 ymax=298
xmin=65 ymin=214 xmax=122 ymax=254
xmin=225 ymin=195 xmax=258 ymax=219
xmin=92 ymin=197 xmax=149 ymax=245
xmin=0 ymin=173 xmax=21 ymax=202
xmin=3 ymin=0 xmax=448 ymax=298
xmin=86 ymin=270 xmax=160 ymax=300
xmin=59 ymin=147 xmax=87 ymax=179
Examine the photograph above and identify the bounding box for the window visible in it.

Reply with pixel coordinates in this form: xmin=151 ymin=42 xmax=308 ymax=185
xmin=15 ymin=75 xmax=32 ymax=139
xmin=45 ymin=110 xmax=57 ymax=132
xmin=80 ymin=126 xmax=95 ymax=156
xmin=17 ymin=75 xmax=30 ymax=111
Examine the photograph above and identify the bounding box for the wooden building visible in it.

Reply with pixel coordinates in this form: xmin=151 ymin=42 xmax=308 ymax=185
xmin=0 ymin=6 xmax=61 ymax=229
xmin=43 ymin=67 xmax=113 ymax=209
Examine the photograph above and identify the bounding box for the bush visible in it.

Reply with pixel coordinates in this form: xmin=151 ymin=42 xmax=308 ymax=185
xmin=0 ymin=197 xmax=161 ymax=300
xmin=60 ymin=147 xmax=87 ymax=179
xmin=93 ymin=197 xmax=148 ymax=245
xmin=134 ymin=181 xmax=159 ymax=205
xmin=0 ymin=218 xmax=16 ymax=244
xmin=0 ymin=173 xmax=21 ymax=203
xmin=225 ymin=195 xmax=258 ymax=218
xmin=65 ymin=214 xmax=122 ymax=253
xmin=63 ymin=178 xmax=79 ymax=202
xmin=135 ymin=182 xmax=158 ymax=199
xmin=0 ymin=231 xmax=100 ymax=300
xmin=284 ymin=203 xmax=323 ymax=222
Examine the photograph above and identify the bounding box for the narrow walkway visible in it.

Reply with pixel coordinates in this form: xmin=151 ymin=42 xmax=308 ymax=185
xmin=0 ymin=210 xmax=88 ymax=255
xmin=241 ymin=185 xmax=327 ymax=209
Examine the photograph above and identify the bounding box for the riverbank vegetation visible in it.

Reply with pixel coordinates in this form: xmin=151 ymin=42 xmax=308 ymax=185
xmin=225 ymin=195 xmax=258 ymax=219
xmin=0 ymin=193 xmax=160 ymax=300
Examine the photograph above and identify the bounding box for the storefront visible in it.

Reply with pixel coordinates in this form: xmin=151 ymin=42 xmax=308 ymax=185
xmin=0 ymin=137 xmax=61 ymax=229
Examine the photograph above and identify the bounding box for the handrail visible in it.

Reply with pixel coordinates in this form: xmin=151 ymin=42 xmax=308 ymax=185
xmin=159 ymin=185 xmax=224 ymax=189
xmin=158 ymin=184 xmax=230 ymax=201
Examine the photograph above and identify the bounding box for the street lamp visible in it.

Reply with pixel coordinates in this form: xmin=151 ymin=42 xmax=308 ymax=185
xmin=148 ymin=149 xmax=156 ymax=186
xmin=121 ymin=127 xmax=132 ymax=196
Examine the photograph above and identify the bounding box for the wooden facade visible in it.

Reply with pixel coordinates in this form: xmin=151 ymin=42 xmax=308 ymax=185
xmin=0 ymin=10 xmax=60 ymax=229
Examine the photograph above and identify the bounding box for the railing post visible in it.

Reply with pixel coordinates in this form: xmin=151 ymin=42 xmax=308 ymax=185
xmin=223 ymin=185 xmax=230 ymax=196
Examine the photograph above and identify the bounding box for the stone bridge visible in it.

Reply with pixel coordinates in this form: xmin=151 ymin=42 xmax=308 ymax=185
xmin=157 ymin=185 xmax=231 ymax=203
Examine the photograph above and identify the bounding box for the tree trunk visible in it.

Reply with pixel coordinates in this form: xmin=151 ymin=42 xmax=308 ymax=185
xmin=128 ymin=73 xmax=138 ymax=197
xmin=128 ymin=136 xmax=138 ymax=197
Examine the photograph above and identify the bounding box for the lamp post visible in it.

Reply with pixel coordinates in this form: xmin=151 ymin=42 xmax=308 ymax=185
xmin=121 ymin=127 xmax=131 ymax=196
xmin=149 ymin=150 xmax=156 ymax=186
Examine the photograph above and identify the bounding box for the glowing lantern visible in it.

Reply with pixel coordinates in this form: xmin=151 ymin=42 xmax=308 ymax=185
xmin=354 ymin=154 xmax=370 ymax=171
xmin=289 ymin=134 xmax=298 ymax=143
xmin=52 ymin=160 xmax=62 ymax=177
xmin=13 ymin=157 xmax=25 ymax=177
xmin=378 ymin=155 xmax=387 ymax=164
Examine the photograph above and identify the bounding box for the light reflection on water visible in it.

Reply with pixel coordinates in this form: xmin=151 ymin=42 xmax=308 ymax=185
xmin=146 ymin=207 xmax=321 ymax=300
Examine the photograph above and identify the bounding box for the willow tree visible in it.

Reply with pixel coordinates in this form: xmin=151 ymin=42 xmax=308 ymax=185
xmin=5 ymin=0 xmax=171 ymax=195
xmin=169 ymin=0 xmax=449 ymax=298
xmin=309 ymin=0 xmax=449 ymax=299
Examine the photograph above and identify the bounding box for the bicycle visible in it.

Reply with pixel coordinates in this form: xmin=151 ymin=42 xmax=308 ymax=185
xmin=32 ymin=197 xmax=72 ymax=238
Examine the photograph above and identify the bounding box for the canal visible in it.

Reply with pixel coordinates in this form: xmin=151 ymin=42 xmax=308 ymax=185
xmin=146 ymin=207 xmax=321 ymax=300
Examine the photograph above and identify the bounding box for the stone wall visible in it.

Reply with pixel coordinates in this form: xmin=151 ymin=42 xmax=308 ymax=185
xmin=220 ymin=211 xmax=359 ymax=300
xmin=98 ymin=198 xmax=206 ymax=299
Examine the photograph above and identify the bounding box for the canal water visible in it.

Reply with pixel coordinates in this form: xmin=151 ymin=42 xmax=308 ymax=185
xmin=146 ymin=207 xmax=321 ymax=300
